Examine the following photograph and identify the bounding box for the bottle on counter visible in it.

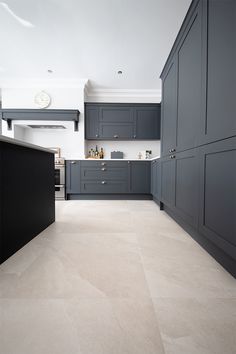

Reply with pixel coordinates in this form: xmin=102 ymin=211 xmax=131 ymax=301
xmin=100 ymin=147 xmax=104 ymax=159
xmin=95 ymin=145 xmax=99 ymax=158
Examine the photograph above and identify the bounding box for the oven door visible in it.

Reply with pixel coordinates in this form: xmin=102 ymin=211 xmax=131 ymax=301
xmin=55 ymin=165 xmax=65 ymax=185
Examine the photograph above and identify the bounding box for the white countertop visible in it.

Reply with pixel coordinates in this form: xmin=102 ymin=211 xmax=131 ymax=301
xmin=0 ymin=135 xmax=55 ymax=154
xmin=78 ymin=157 xmax=160 ymax=161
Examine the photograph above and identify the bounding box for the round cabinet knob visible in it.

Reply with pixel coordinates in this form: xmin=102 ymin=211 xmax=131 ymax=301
xmin=101 ymin=181 xmax=106 ymax=184
xmin=95 ymin=134 xmax=99 ymax=138
xmin=113 ymin=135 xmax=118 ymax=138
xmin=133 ymin=135 xmax=136 ymax=139
xmin=101 ymin=162 xmax=106 ymax=166
xmin=169 ymin=149 xmax=172 ymax=153
xmin=71 ymin=161 xmax=76 ymax=164
xmin=101 ymin=168 xmax=106 ymax=171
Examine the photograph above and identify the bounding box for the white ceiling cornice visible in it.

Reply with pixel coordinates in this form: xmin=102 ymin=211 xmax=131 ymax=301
xmin=85 ymin=87 xmax=161 ymax=103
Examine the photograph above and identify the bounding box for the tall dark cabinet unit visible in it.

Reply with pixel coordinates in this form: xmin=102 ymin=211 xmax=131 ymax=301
xmin=159 ymin=0 xmax=236 ymax=277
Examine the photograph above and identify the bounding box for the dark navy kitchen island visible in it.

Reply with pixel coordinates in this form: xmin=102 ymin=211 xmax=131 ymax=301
xmin=0 ymin=136 xmax=55 ymax=264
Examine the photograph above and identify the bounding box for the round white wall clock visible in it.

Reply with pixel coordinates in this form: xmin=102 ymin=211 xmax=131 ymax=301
xmin=34 ymin=91 xmax=51 ymax=108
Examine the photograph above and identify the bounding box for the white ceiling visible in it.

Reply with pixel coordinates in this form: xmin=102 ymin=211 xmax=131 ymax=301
xmin=0 ymin=0 xmax=191 ymax=90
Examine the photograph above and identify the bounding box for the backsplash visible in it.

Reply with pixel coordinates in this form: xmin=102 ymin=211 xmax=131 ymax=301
xmin=85 ymin=140 xmax=160 ymax=159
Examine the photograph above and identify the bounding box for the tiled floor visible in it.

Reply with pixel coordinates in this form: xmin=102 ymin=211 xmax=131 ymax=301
xmin=0 ymin=200 xmax=235 ymax=354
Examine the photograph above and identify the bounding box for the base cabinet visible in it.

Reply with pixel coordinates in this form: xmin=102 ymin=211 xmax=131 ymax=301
xmin=66 ymin=160 xmax=151 ymax=197
xmin=66 ymin=160 xmax=81 ymax=194
xmin=129 ymin=162 xmax=150 ymax=194
xmin=198 ymin=138 xmax=236 ymax=259
xmin=151 ymin=159 xmax=161 ymax=200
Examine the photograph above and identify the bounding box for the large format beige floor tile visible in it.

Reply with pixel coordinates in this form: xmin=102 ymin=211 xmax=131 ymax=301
xmin=1 ymin=200 xmax=235 ymax=354
xmin=153 ymin=297 xmax=236 ymax=354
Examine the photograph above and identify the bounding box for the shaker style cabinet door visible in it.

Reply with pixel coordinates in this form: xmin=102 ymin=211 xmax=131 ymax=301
xmin=173 ymin=149 xmax=199 ymax=228
xmin=161 ymin=157 xmax=175 ymax=207
xmin=198 ymin=138 xmax=236 ymax=260
xmin=134 ymin=105 xmax=161 ymax=140
xmin=176 ymin=0 xmax=204 ymax=152
xmin=161 ymin=58 xmax=178 ymax=157
xmin=129 ymin=162 xmax=150 ymax=194
xmin=66 ymin=160 xmax=81 ymax=194
xmin=85 ymin=105 xmax=99 ymax=139
xmin=199 ymin=0 xmax=236 ymax=144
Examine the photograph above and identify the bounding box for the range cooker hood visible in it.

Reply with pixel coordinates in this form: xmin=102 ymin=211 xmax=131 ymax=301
xmin=0 ymin=109 xmax=80 ymax=131
xmin=28 ymin=125 xmax=66 ymax=129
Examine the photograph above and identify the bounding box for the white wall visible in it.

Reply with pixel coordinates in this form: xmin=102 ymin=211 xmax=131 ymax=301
xmin=1 ymin=86 xmax=86 ymax=159
xmin=86 ymin=140 xmax=160 ymax=159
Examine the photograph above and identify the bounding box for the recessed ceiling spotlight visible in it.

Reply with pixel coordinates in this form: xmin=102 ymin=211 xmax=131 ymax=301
xmin=117 ymin=70 xmax=123 ymax=75
xmin=47 ymin=69 xmax=53 ymax=74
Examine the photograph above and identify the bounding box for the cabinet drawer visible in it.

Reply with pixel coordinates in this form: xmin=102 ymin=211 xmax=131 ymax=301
xmin=81 ymin=161 xmax=128 ymax=168
xmin=81 ymin=167 xmax=128 ymax=181
xmin=80 ymin=181 xmax=128 ymax=194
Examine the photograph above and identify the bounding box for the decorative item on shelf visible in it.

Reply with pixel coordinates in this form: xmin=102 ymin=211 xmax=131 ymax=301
xmin=138 ymin=150 xmax=152 ymax=159
xmin=34 ymin=90 xmax=51 ymax=108
xmin=111 ymin=151 xmax=123 ymax=159
xmin=87 ymin=146 xmax=104 ymax=159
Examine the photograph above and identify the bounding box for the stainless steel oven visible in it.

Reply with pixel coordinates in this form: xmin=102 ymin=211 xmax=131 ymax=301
xmin=55 ymin=158 xmax=65 ymax=200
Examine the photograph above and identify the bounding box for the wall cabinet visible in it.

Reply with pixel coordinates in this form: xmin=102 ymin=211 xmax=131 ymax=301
xmin=198 ymin=137 xmax=236 ymax=259
xmin=85 ymin=103 xmax=161 ymax=140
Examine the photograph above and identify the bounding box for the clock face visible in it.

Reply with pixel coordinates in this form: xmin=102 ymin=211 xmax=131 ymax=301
xmin=34 ymin=91 xmax=51 ymax=108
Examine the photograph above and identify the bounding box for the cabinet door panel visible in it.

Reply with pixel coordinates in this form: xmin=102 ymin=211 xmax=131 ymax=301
xmin=176 ymin=2 xmax=203 ymax=152
xmin=100 ymin=106 xmax=133 ymax=123
xmin=85 ymin=106 xmax=99 ymax=139
xmin=200 ymin=0 xmax=236 ymax=144
xmin=66 ymin=161 xmax=80 ymax=194
xmin=135 ymin=106 xmax=160 ymax=139
xmin=174 ymin=149 xmax=198 ymax=227
xmin=99 ymin=124 xmax=134 ymax=139
xmin=130 ymin=162 xmax=150 ymax=194
xmin=161 ymin=157 xmax=175 ymax=206
xmin=161 ymin=60 xmax=177 ymax=156
xmin=198 ymin=138 xmax=236 ymax=259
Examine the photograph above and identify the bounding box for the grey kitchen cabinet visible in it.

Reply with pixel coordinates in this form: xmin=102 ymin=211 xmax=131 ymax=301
xmin=66 ymin=160 xmax=81 ymax=194
xmin=85 ymin=105 xmax=99 ymax=139
xmin=161 ymin=156 xmax=175 ymax=207
xmin=161 ymin=149 xmax=198 ymax=228
xmin=151 ymin=159 xmax=161 ymax=200
xmin=81 ymin=180 xmax=128 ymax=194
xmin=173 ymin=149 xmax=199 ymax=228
xmin=85 ymin=103 xmax=161 ymax=140
xmin=99 ymin=123 xmax=134 ymax=139
xmin=176 ymin=0 xmax=205 ymax=152
xmin=134 ymin=106 xmax=161 ymax=139
xmin=129 ymin=162 xmax=150 ymax=194
xmin=161 ymin=58 xmax=178 ymax=156
xmin=198 ymin=137 xmax=236 ymax=259
xmin=199 ymin=0 xmax=236 ymax=145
